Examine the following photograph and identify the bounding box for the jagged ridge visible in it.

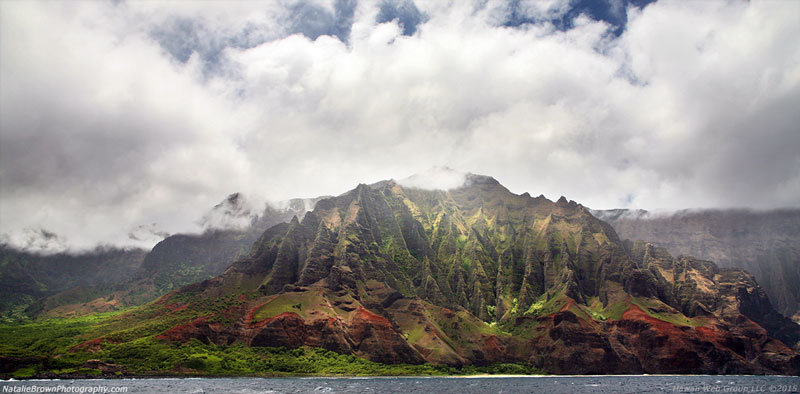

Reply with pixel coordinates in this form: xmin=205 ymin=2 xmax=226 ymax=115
xmin=144 ymin=174 xmax=800 ymax=374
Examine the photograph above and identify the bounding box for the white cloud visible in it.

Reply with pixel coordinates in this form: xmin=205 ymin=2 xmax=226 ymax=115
xmin=1 ymin=0 xmax=798 ymax=252
xmin=396 ymin=167 xmax=468 ymax=190
xmin=198 ymin=193 xmax=258 ymax=231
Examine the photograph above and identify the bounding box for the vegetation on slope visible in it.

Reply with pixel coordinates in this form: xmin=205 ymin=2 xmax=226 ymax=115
xmin=1 ymin=175 xmax=797 ymax=376
xmin=0 ymin=303 xmax=541 ymax=378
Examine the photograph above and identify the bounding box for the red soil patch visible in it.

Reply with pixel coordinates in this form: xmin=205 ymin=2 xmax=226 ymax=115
xmin=484 ymin=335 xmax=502 ymax=353
xmin=543 ymin=298 xmax=601 ymax=331
xmin=622 ymin=304 xmax=684 ymax=333
xmin=623 ymin=304 xmax=720 ymax=342
xmin=695 ymin=325 xmax=717 ymax=338
xmin=619 ymin=304 xmax=733 ymax=356
xmin=249 ymin=311 xmax=303 ymax=329
xmin=353 ymin=306 xmax=392 ymax=327
xmin=158 ymin=316 xmax=209 ymax=342
xmin=245 ymin=294 xmax=282 ymax=325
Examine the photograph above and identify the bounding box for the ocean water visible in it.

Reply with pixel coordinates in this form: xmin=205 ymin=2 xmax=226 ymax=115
xmin=1 ymin=375 xmax=798 ymax=394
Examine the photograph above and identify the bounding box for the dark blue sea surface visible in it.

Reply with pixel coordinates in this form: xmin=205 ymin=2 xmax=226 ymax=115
xmin=2 ymin=375 xmax=798 ymax=393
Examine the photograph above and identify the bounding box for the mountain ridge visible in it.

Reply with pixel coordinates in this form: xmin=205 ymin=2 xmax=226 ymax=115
xmin=1 ymin=174 xmax=798 ymax=376
xmin=57 ymin=174 xmax=799 ymax=374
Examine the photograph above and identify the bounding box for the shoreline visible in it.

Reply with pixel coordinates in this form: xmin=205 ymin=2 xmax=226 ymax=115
xmin=3 ymin=373 xmax=796 ymax=381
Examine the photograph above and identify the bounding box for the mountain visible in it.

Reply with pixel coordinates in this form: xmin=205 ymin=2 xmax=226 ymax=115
xmin=9 ymin=174 xmax=796 ymax=376
xmin=126 ymin=195 xmax=326 ymax=302
xmin=0 ymin=195 xmax=325 ymax=318
xmin=593 ymin=209 xmax=800 ymax=323
xmin=0 ymin=246 xmax=147 ymax=318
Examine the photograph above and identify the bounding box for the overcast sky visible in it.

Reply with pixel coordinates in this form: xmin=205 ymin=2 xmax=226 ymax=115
xmin=1 ymin=0 xmax=799 ymax=252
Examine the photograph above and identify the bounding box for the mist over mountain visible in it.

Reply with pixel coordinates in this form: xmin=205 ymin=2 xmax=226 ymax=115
xmin=394 ymin=167 xmax=469 ymax=191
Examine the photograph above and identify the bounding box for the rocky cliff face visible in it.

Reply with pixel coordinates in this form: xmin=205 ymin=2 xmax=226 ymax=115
xmin=94 ymin=175 xmax=799 ymax=374
xmin=222 ymin=175 xmax=632 ymax=322
xmin=593 ymin=209 xmax=800 ymax=322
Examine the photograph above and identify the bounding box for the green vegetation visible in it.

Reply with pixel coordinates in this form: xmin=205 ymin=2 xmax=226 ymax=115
xmin=0 ymin=312 xmax=541 ymax=378
xmin=458 ymin=362 xmax=543 ymax=375
xmin=0 ymin=302 xmax=544 ymax=378
xmin=486 ymin=304 xmax=496 ymax=320
xmin=153 ymin=262 xmax=210 ymax=294
xmin=584 ymin=298 xmax=629 ymax=321
xmin=252 ymin=292 xmax=336 ymax=322
xmin=0 ymin=309 xmax=132 ymax=358
xmin=523 ymin=293 xmax=567 ymax=318
xmin=98 ymin=339 xmax=454 ymax=376
xmin=632 ymin=297 xmax=707 ymax=327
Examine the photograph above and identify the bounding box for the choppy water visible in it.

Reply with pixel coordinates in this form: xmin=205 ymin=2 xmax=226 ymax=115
xmin=1 ymin=375 xmax=798 ymax=394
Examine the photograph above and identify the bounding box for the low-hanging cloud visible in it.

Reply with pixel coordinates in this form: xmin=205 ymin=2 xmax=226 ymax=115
xmin=1 ymin=0 xmax=798 ymax=252
xmin=396 ymin=167 xmax=468 ymax=191
xmin=198 ymin=193 xmax=259 ymax=231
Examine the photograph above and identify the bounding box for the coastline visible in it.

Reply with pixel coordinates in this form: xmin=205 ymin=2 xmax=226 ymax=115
xmin=5 ymin=372 xmax=799 ymax=381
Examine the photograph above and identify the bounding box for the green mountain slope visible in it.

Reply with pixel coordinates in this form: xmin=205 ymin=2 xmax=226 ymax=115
xmin=2 ymin=175 xmax=798 ymax=376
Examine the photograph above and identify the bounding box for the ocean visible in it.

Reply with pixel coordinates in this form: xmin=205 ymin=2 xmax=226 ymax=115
xmin=1 ymin=375 xmax=798 ymax=393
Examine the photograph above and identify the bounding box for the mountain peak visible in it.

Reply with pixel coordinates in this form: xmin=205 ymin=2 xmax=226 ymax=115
xmin=199 ymin=192 xmax=256 ymax=231
xmin=463 ymin=173 xmax=499 ymax=186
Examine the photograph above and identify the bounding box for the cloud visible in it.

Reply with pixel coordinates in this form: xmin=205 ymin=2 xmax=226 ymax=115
xmin=396 ymin=167 xmax=468 ymax=190
xmin=1 ymin=0 xmax=799 ymax=252
xmin=198 ymin=193 xmax=258 ymax=231
xmin=0 ymin=228 xmax=69 ymax=255
xmin=128 ymin=223 xmax=171 ymax=244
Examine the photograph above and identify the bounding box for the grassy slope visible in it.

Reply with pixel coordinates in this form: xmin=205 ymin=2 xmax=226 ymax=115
xmin=0 ymin=288 xmax=543 ymax=378
xmin=0 ymin=277 xmax=705 ymax=378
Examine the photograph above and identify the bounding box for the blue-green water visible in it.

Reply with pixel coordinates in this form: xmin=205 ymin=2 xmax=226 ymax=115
xmin=2 ymin=375 xmax=798 ymax=393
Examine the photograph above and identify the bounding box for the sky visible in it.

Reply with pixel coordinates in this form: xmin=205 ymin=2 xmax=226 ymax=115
xmin=1 ymin=0 xmax=799 ymax=253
